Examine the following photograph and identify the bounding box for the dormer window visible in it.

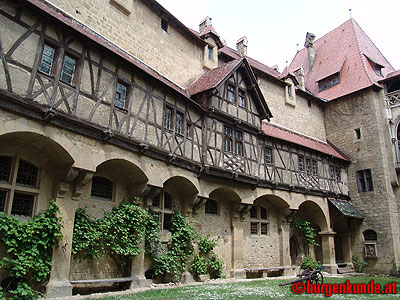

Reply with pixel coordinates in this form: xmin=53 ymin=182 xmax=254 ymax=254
xmin=318 ymin=73 xmax=340 ymax=92
xmin=208 ymin=45 xmax=214 ymax=61
xmin=374 ymin=64 xmax=382 ymax=77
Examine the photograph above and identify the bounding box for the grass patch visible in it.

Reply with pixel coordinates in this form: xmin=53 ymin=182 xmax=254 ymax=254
xmin=91 ymin=276 xmax=400 ymax=300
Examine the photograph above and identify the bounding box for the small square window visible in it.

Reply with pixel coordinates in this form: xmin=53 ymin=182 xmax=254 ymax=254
xmin=11 ymin=192 xmax=34 ymax=217
xmin=208 ymin=46 xmax=213 ymax=61
xmin=0 ymin=190 xmax=7 ymax=213
xmin=205 ymin=199 xmax=218 ymax=215
xmin=305 ymin=158 xmax=311 ymax=175
xmin=115 ymin=82 xmax=128 ymax=109
xmin=312 ymin=160 xmax=318 ymax=176
xmin=39 ymin=44 xmax=56 ymax=75
xmin=161 ymin=19 xmax=168 ymax=32
xmin=356 ymin=169 xmax=373 ymax=192
xmin=261 ymin=223 xmax=268 ymax=235
xmin=164 ymin=106 xmax=173 ymax=130
xmin=60 ymin=55 xmax=76 ymax=85
xmin=16 ymin=160 xmax=38 ymax=187
xmin=250 ymin=206 xmax=257 ymax=219
xmin=355 ymin=128 xmax=361 ymax=140
xmin=250 ymin=222 xmax=258 ymax=235
xmin=163 ymin=214 xmax=172 ymax=231
xmin=238 ymin=89 xmax=246 ymax=108
xmin=298 ymin=156 xmax=304 ymax=172
xmin=164 ymin=192 xmax=173 ymax=210
xmin=186 ymin=122 xmax=192 ymax=139
xmin=176 ymin=112 xmax=184 ymax=135
xmin=265 ymin=147 xmax=272 ymax=165
xmin=0 ymin=156 xmax=12 ymax=182
xmin=227 ymin=84 xmax=235 ymax=103
xmin=260 ymin=206 xmax=268 ymax=220
xmin=91 ymin=176 xmax=113 ymax=201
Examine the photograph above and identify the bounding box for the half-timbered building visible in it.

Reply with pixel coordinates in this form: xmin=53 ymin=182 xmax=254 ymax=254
xmin=0 ymin=0 xmax=398 ymax=297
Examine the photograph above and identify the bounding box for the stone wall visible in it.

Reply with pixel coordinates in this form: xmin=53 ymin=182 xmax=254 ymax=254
xmin=45 ymin=0 xmax=205 ymax=88
xmin=258 ymin=76 xmax=327 ymax=141
xmin=324 ymin=88 xmax=400 ymax=272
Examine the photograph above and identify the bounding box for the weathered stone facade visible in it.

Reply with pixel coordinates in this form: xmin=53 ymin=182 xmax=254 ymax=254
xmin=0 ymin=0 xmax=398 ymax=298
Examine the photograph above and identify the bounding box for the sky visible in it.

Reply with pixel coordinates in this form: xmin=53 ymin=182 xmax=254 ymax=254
xmin=157 ymin=0 xmax=400 ymax=73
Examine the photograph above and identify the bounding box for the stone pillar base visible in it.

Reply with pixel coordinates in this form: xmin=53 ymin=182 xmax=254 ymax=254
xmin=230 ymin=268 xmax=246 ymax=279
xmin=46 ymin=280 xmax=72 ymax=298
xmin=283 ymin=266 xmax=295 ymax=276
xmin=322 ymin=263 xmax=338 ymax=275
xmin=180 ymin=272 xmax=195 ymax=284
xmin=130 ymin=275 xmax=147 ymax=289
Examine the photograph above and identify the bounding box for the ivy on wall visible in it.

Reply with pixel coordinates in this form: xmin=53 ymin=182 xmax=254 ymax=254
xmin=290 ymin=217 xmax=319 ymax=246
xmin=0 ymin=200 xmax=63 ymax=299
xmin=72 ymin=202 xmax=225 ymax=283
xmin=72 ymin=200 xmax=146 ymax=275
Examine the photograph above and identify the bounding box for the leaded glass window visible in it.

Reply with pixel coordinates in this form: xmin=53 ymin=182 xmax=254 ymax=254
xmin=39 ymin=44 xmax=55 ymax=75
xmin=60 ymin=55 xmax=76 ymax=85
xmin=115 ymin=82 xmax=128 ymax=109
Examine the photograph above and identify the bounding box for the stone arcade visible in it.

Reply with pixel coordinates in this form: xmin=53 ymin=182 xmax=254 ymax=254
xmin=0 ymin=0 xmax=399 ymax=298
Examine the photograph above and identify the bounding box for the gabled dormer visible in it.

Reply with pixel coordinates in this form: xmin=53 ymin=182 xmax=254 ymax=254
xmin=188 ymin=58 xmax=272 ymax=129
xmin=198 ymin=17 xmax=224 ymax=70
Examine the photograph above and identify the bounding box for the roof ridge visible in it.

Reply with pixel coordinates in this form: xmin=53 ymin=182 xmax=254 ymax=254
xmin=351 ymin=18 xmax=395 ymax=75
xmin=350 ymin=19 xmax=375 ymax=85
xmin=265 ymin=121 xmax=328 ymax=144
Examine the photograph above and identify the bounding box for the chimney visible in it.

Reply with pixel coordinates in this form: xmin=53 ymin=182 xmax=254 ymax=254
xmin=304 ymin=32 xmax=316 ymax=70
xmin=294 ymin=67 xmax=305 ymax=90
xmin=236 ymin=36 xmax=248 ymax=57
xmin=199 ymin=17 xmax=211 ymax=33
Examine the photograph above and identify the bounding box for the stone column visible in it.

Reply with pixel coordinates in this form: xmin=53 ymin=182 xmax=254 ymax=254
xmin=130 ymin=240 xmax=147 ymax=288
xmin=319 ymin=231 xmax=338 ymax=274
xmin=230 ymin=206 xmax=246 ymax=279
xmin=279 ymin=220 xmax=293 ymax=276
xmin=46 ymin=169 xmax=92 ymax=298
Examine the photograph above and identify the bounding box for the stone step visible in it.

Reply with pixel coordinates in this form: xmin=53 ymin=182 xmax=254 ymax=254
xmin=337 ymin=266 xmax=355 ymax=274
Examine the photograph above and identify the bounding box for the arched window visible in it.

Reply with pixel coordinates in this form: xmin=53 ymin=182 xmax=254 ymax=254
xmin=205 ymin=199 xmax=218 ymax=215
xmin=91 ymin=176 xmax=113 ymax=201
xmin=363 ymin=229 xmax=378 ymax=258
xmin=363 ymin=229 xmax=377 ymax=241
xmin=0 ymin=156 xmax=39 ymax=217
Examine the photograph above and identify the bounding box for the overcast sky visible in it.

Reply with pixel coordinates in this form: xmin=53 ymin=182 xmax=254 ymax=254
xmin=157 ymin=0 xmax=400 ymax=73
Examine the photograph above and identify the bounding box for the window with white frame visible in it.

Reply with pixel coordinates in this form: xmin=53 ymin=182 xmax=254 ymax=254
xmin=0 ymin=156 xmax=39 ymax=218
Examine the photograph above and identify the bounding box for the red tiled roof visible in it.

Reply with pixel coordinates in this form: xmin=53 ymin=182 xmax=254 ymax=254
xmin=188 ymin=59 xmax=242 ymax=96
xmin=200 ymin=25 xmax=219 ymax=37
xmin=262 ymin=121 xmax=349 ymax=161
xmin=288 ymin=19 xmax=395 ymax=101
xmin=219 ymin=46 xmax=281 ymax=78
xmin=382 ymin=69 xmax=400 ymax=82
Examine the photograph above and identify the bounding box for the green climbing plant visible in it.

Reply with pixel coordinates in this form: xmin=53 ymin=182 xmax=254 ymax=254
xmin=290 ymin=217 xmax=319 ymax=246
xmin=144 ymin=207 xmax=161 ymax=256
xmin=153 ymin=209 xmax=197 ymax=281
xmin=0 ymin=200 xmax=63 ymax=299
xmin=72 ymin=200 xmax=147 ymax=275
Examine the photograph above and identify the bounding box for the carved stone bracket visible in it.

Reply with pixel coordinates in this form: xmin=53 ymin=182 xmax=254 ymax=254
xmin=55 ymin=167 xmax=93 ymax=201
xmin=72 ymin=170 xmax=94 ymax=200
xmin=191 ymin=196 xmax=208 ymax=215
xmin=232 ymin=203 xmax=252 ymax=221
xmin=102 ymin=129 xmax=114 ymax=141
xmin=280 ymin=208 xmax=297 ymax=224
xmin=139 ymin=185 xmax=161 ymax=208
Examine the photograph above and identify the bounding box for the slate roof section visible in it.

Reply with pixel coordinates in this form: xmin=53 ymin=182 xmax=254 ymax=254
xmin=328 ymin=198 xmax=363 ymax=219
xmin=262 ymin=121 xmax=349 ymax=161
xmin=288 ymin=19 xmax=395 ymax=101
xmin=188 ymin=59 xmax=243 ymax=95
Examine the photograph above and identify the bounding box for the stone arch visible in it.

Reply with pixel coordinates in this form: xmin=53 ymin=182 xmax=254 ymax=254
xmin=0 ymin=131 xmax=74 ymax=215
xmin=0 ymin=131 xmax=74 ymax=168
xmin=296 ymin=200 xmax=329 ymax=232
xmin=209 ymin=187 xmax=241 ymax=204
